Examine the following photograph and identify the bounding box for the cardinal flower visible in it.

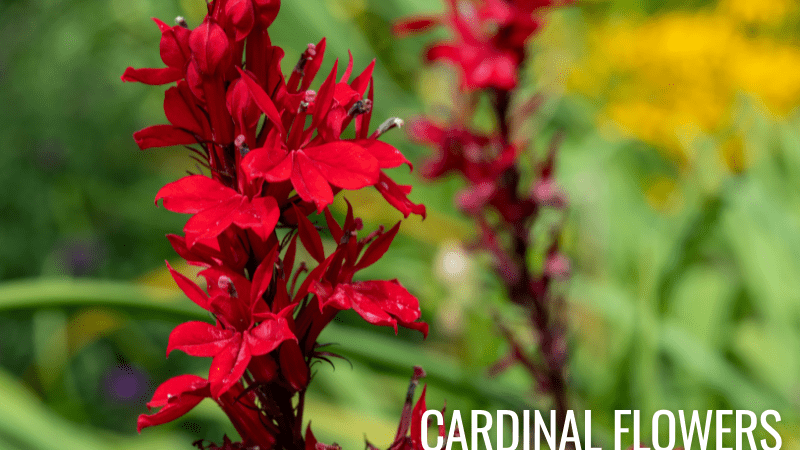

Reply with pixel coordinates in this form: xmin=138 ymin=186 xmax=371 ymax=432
xmin=122 ymin=18 xmax=191 ymax=85
xmin=166 ymin=248 xmax=296 ymax=397
xmin=137 ymin=374 xmax=210 ymax=432
xmin=290 ymin=205 xmax=428 ymax=344
xmin=155 ymin=175 xmax=279 ymax=247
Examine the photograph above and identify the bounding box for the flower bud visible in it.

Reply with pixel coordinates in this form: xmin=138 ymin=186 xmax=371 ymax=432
xmin=189 ymin=20 xmax=231 ymax=76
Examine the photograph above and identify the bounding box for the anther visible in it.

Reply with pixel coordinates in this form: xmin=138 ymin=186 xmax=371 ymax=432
xmin=293 ymin=43 xmax=317 ymax=74
xmin=175 ymin=16 xmax=188 ymax=28
xmin=347 ymin=99 xmax=373 ymax=117
xmin=235 ymin=135 xmax=249 ymax=157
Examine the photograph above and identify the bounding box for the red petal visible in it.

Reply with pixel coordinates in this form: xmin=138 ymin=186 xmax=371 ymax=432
xmin=167 ymin=321 xmax=236 ymax=357
xmin=200 ymin=266 xmax=252 ymax=302
xmin=323 ymin=208 xmax=343 ymax=243
xmin=407 ymin=118 xmax=444 ymax=145
xmin=356 ymin=279 xmax=421 ymax=323
xmin=392 ymin=17 xmax=440 ymax=36
xmin=138 ymin=388 xmax=206 ymax=432
xmin=164 ymin=83 xmax=207 ymax=136
xmin=316 ymin=280 xmax=350 ymax=310
xmin=425 ymin=44 xmax=460 ymax=63
xmin=350 ymin=60 xmax=375 ymax=96
xmin=207 ymin=294 xmax=249 ymax=330
xmin=133 ymin=124 xmax=196 ymax=150
xmin=155 ymin=18 xmax=191 ymax=68
xmin=253 ymin=0 xmax=281 ymax=27
xmin=231 ymin=195 xmax=280 ymax=239
xmin=189 ymin=20 xmax=231 ymax=75
xmin=166 ymin=261 xmax=210 ymax=310
xmin=334 ymin=280 xmax=426 ymax=335
xmin=262 ymin=150 xmax=294 ymax=182
xmin=292 ymin=152 xmax=333 ymax=212
xmin=167 ymin=234 xmax=218 ymax=268
xmin=226 ymin=0 xmax=255 ymax=41
xmin=356 ymin=80 xmax=373 ymax=139
xmin=242 ymin=145 xmax=291 ymax=182
xmin=356 ymin=222 xmax=400 ymax=270
xmin=401 ymin=320 xmax=429 ymax=338
xmin=293 ymin=254 xmax=333 ymax=303
xmin=294 ymin=206 xmax=325 ymax=263
xmin=146 ymin=374 xmax=209 ymax=409
xmin=155 ymin=175 xmax=240 ymax=214
xmin=227 ymin=78 xmax=260 ymax=147
xmin=183 ymin=200 xmax=240 ymax=247
xmin=301 ymin=142 xmax=379 ymax=189
xmin=340 ymin=50 xmax=354 ymax=83
xmin=375 ymin=172 xmax=427 ymax=218
xmin=186 ymin=60 xmax=205 ymax=101
xmin=333 ymin=283 xmax=395 ymax=329
xmin=209 ymin=335 xmax=249 ymax=398
xmin=283 ymin=233 xmax=299 ymax=279
xmin=305 ymin=425 xmax=318 ymax=450
xmin=121 ymin=67 xmax=184 ymax=85
xmin=301 ymin=38 xmax=326 ymax=91
xmin=278 ymin=339 xmax=308 ymax=390
xmin=237 ymin=67 xmax=286 ymax=136
xmin=251 ymin=244 xmax=279 ymax=305
xmin=410 ymin=385 xmax=428 ymax=443
xmin=354 ymin=139 xmax=411 ymax=169
xmin=246 ymin=315 xmax=295 ymax=355
xmin=311 ymin=60 xmax=338 ymax=131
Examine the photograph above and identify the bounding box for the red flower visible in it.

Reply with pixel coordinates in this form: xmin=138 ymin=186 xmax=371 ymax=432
xmin=239 ymin=63 xmax=382 ymax=212
xmin=393 ymin=0 xmax=565 ymax=91
xmin=137 ymin=374 xmax=210 ymax=432
xmin=156 ymin=175 xmax=279 ymax=247
xmin=167 ymin=314 xmax=293 ymax=398
xmin=166 ymin=250 xmax=296 ymax=397
xmin=295 ymin=205 xmax=428 ymax=338
xmin=122 ymin=18 xmax=191 ymax=85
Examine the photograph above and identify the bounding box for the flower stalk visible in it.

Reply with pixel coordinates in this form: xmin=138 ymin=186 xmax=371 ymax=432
xmin=396 ymin=0 xmax=573 ymax=430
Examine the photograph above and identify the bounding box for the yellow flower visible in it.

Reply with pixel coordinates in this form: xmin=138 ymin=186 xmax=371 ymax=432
xmin=569 ymin=0 xmax=800 ymax=171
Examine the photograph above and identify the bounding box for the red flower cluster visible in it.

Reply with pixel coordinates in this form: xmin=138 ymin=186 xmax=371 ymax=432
xmin=394 ymin=0 xmax=563 ymax=91
xmin=123 ymin=1 xmax=426 ymax=448
xmin=396 ymin=0 xmax=572 ymax=427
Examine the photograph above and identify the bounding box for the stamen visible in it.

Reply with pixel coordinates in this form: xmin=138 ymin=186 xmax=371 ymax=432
xmin=372 ymin=117 xmax=404 ymax=138
xmin=347 ymin=99 xmax=373 ymax=117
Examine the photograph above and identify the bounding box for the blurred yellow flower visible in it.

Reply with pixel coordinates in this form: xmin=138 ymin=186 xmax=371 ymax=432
xmin=719 ymin=0 xmax=797 ymax=25
xmin=570 ymin=0 xmax=800 ymax=171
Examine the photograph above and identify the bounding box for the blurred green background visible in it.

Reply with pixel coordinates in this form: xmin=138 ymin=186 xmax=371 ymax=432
xmin=2 ymin=0 xmax=800 ymax=448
